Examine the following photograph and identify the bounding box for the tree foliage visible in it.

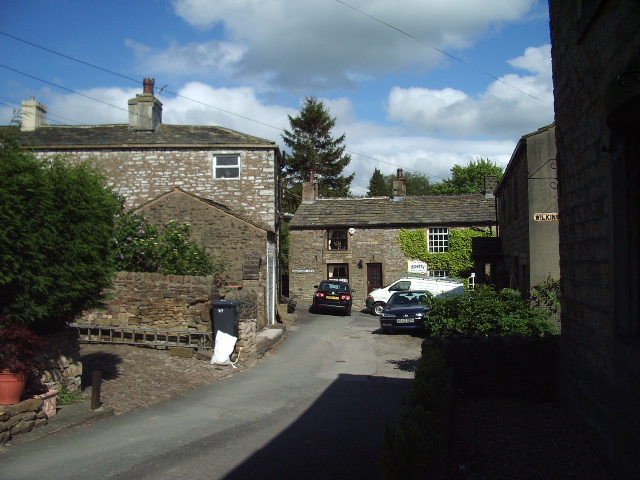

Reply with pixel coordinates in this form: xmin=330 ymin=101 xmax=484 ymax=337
xmin=0 ymin=132 xmax=121 ymax=331
xmin=366 ymin=170 xmax=433 ymax=197
xmin=431 ymin=158 xmax=503 ymax=194
xmin=367 ymin=168 xmax=390 ymax=196
xmin=281 ymin=97 xmax=353 ymax=213
xmin=113 ymin=212 xmax=223 ymax=276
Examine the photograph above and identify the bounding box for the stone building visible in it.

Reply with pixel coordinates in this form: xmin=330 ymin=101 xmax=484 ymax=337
xmin=549 ymin=1 xmax=640 ymax=477
xmin=494 ymin=124 xmax=559 ymax=295
xmin=10 ymin=79 xmax=282 ymax=325
xmin=288 ymin=170 xmax=496 ymax=309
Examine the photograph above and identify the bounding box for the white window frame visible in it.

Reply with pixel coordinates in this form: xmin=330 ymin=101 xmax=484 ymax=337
xmin=213 ymin=154 xmax=240 ymax=179
xmin=428 ymin=227 xmax=449 ymax=253
xmin=428 ymin=270 xmax=449 ymax=278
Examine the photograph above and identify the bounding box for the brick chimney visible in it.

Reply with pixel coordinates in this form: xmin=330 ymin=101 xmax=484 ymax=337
xmin=392 ymin=168 xmax=406 ymax=201
xmin=21 ymin=97 xmax=47 ymax=131
xmin=301 ymin=170 xmax=318 ymax=203
xmin=128 ymin=78 xmax=162 ymax=131
xmin=484 ymin=175 xmax=497 ymax=198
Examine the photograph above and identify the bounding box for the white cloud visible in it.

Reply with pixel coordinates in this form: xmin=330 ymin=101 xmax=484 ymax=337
xmin=164 ymin=0 xmax=537 ymax=90
xmin=387 ymin=44 xmax=553 ymax=138
xmin=125 ymin=39 xmax=246 ymax=77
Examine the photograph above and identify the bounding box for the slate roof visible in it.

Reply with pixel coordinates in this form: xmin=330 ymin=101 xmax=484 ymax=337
xmin=289 ymin=195 xmax=496 ymax=229
xmin=5 ymin=124 xmax=278 ymax=149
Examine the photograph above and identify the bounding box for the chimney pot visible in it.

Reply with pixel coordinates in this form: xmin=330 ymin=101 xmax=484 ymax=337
xmin=392 ymin=168 xmax=407 ymax=200
xmin=143 ymin=78 xmax=155 ymax=95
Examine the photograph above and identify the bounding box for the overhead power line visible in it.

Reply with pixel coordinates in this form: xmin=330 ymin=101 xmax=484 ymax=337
xmin=0 ymin=30 xmax=448 ymax=182
xmin=334 ymin=0 xmax=552 ymax=106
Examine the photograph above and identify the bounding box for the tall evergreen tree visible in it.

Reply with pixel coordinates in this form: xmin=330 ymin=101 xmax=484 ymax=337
xmin=281 ymin=97 xmax=353 ymax=213
xmin=367 ymin=168 xmax=391 ymax=196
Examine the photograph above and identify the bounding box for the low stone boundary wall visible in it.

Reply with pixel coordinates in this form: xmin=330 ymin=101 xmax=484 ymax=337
xmin=422 ymin=333 xmax=559 ymax=401
xmin=35 ymin=328 xmax=83 ymax=393
xmin=0 ymin=398 xmax=47 ymax=444
xmin=81 ymin=272 xmax=216 ymax=332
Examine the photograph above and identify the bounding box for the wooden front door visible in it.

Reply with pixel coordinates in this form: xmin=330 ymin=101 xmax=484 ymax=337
xmin=367 ymin=263 xmax=383 ymax=293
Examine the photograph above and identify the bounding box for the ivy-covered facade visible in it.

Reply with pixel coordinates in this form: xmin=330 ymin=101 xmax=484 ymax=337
xmin=288 ymin=171 xmax=497 ymax=308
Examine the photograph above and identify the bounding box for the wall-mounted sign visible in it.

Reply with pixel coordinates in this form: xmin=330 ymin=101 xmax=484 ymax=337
xmin=534 ymin=212 xmax=559 ymax=222
xmin=291 ymin=269 xmax=315 ymax=274
xmin=407 ymin=260 xmax=428 ymax=274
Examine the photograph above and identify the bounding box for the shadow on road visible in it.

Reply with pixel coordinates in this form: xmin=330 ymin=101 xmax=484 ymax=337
xmin=223 ymin=373 xmax=412 ymax=479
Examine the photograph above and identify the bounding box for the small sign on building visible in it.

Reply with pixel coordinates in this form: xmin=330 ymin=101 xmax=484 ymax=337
xmin=533 ymin=212 xmax=559 ymax=222
xmin=407 ymin=260 xmax=428 ymax=274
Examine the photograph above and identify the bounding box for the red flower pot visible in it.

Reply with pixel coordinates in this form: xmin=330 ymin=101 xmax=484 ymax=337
xmin=0 ymin=371 xmax=27 ymax=405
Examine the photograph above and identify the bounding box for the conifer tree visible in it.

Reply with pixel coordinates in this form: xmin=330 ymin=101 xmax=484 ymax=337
xmin=281 ymin=97 xmax=353 ymax=213
xmin=367 ymin=168 xmax=391 ymax=196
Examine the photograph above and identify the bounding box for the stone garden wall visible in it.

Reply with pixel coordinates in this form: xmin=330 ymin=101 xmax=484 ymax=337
xmin=79 ymin=271 xmax=261 ymax=358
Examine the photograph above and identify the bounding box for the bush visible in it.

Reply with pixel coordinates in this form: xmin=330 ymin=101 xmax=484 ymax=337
xmin=426 ymin=285 xmax=558 ymax=337
xmin=113 ymin=212 xmax=223 ymax=276
xmin=0 ymin=133 xmax=121 ymax=331
xmin=380 ymin=348 xmax=452 ymax=480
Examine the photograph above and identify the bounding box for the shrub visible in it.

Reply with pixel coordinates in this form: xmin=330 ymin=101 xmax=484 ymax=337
xmin=0 ymin=133 xmax=121 ymax=331
xmin=531 ymin=276 xmax=560 ymax=314
xmin=426 ymin=285 xmax=558 ymax=337
xmin=0 ymin=317 xmax=47 ymax=373
xmin=113 ymin=212 xmax=224 ymax=276
xmin=380 ymin=348 xmax=452 ymax=480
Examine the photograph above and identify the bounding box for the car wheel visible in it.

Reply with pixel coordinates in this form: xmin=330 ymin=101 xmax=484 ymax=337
xmin=373 ymin=302 xmax=385 ymax=316
xmin=345 ymin=307 xmax=352 ymax=316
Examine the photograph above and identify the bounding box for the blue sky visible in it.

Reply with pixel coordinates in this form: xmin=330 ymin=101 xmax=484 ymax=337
xmin=1 ymin=0 xmax=554 ymax=194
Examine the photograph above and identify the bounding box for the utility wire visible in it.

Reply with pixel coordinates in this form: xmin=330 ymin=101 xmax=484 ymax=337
xmin=335 ymin=0 xmax=551 ymax=106
xmin=0 ymin=30 xmax=449 ymax=181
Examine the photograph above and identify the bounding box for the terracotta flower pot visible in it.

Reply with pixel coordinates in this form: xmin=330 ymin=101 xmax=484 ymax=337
xmin=0 ymin=371 xmax=27 ymax=405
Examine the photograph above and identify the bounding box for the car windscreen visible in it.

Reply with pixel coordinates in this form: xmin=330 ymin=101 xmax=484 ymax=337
xmin=388 ymin=292 xmax=427 ymax=305
xmin=320 ymin=282 xmax=348 ymax=292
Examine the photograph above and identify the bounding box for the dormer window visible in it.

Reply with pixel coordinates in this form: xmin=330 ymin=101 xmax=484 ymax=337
xmin=327 ymin=229 xmax=348 ymax=251
xmin=214 ymin=154 xmax=240 ymax=179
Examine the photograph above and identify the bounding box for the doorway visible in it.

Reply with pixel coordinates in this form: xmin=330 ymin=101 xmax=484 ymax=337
xmin=367 ymin=263 xmax=383 ymax=293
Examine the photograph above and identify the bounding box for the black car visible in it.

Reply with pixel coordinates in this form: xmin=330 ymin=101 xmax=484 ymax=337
xmin=379 ymin=291 xmax=431 ymax=333
xmin=312 ymin=280 xmax=354 ymax=315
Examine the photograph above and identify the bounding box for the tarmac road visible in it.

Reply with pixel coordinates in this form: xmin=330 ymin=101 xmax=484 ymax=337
xmin=1 ymin=309 xmax=424 ymax=480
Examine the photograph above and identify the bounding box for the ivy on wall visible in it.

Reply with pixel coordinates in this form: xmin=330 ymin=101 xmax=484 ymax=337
xmin=398 ymin=228 xmax=492 ymax=277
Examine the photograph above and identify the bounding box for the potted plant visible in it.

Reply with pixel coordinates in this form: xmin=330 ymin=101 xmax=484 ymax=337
xmin=0 ymin=318 xmax=47 ymax=405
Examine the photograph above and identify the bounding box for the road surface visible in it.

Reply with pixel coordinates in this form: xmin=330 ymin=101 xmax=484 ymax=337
xmin=2 ymin=309 xmax=424 ymax=479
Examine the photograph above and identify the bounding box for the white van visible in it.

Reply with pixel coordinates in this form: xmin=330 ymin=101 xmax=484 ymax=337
xmin=365 ymin=276 xmax=465 ymax=315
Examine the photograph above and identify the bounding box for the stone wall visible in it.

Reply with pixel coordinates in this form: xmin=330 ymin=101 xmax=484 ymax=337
xmin=80 ymin=272 xmax=262 ymax=357
xmin=422 ymin=334 xmax=558 ymax=401
xmin=289 ymin=227 xmax=408 ymax=308
xmin=36 ymin=328 xmax=83 ymax=393
xmin=289 ymin=225 xmax=488 ymax=309
xmin=36 ymin=148 xmax=278 ymax=229
xmin=0 ymin=399 xmax=46 ymax=444
xmin=549 ymin=1 xmax=640 ymax=477
xmin=138 ymin=189 xmax=269 ymax=287
xmin=81 ymin=272 xmax=216 ymax=331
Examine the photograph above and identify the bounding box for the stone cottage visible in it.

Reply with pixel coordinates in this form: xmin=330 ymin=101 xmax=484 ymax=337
xmin=11 ymin=79 xmax=282 ymax=325
xmin=288 ymin=170 xmax=496 ymax=309
xmin=550 ymin=0 xmax=640 ymax=477
xmin=494 ymin=123 xmax=560 ymax=295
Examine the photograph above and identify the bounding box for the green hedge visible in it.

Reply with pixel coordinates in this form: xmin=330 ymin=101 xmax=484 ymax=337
xmin=380 ymin=348 xmax=452 ymax=480
xmin=425 ymin=285 xmax=558 ymax=337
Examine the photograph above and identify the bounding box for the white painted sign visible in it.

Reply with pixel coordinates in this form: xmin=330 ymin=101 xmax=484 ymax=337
xmin=291 ymin=269 xmax=315 ymax=273
xmin=407 ymin=260 xmax=428 ymax=274
xmin=534 ymin=212 xmax=559 ymax=222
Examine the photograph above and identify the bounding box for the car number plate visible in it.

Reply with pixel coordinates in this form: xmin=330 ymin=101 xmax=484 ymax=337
xmin=396 ymin=318 xmax=414 ymax=323
xmin=326 ymin=295 xmax=339 ymax=300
